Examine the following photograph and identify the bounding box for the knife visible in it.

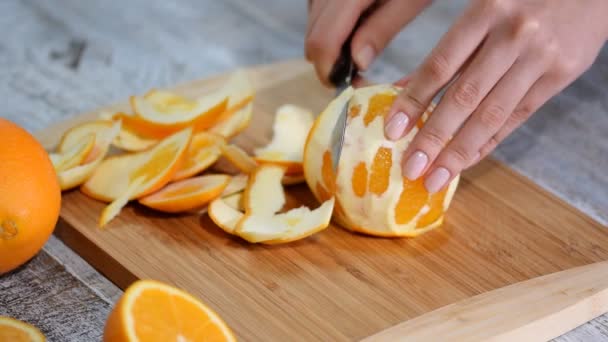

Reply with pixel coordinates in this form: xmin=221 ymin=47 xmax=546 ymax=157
xmin=327 ymin=5 xmax=376 ymax=172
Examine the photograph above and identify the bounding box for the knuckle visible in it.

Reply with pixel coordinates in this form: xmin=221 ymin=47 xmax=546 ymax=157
xmin=481 ymin=0 xmax=512 ymax=16
xmin=480 ymin=136 xmax=500 ymax=156
xmin=510 ymin=105 xmax=533 ymax=124
xmin=305 ymin=33 xmax=328 ymax=56
xmin=478 ymin=104 xmax=507 ymax=130
xmin=422 ymin=51 xmax=451 ymax=84
xmin=418 ymin=126 xmax=448 ymax=150
xmin=551 ymin=57 xmax=581 ymax=79
xmin=450 ymin=81 xmax=480 ymax=110
xmin=447 ymin=145 xmax=474 ymax=165
xmin=508 ymin=13 xmax=541 ymax=41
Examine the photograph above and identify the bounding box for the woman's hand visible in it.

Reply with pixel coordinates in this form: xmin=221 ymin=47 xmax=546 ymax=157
xmin=384 ymin=0 xmax=608 ymax=193
xmin=305 ymin=0 xmax=433 ymax=86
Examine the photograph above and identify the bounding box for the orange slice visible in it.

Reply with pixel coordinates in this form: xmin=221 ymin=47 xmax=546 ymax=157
xmin=139 ymin=174 xmax=231 ymax=213
xmin=50 ymin=133 xmax=95 ymax=172
xmin=209 ymin=71 xmax=254 ymax=138
xmin=103 ymin=279 xmax=236 ymax=342
xmin=53 ymin=121 xmax=121 ymax=191
xmin=253 ymin=104 xmax=313 ymax=175
xmin=172 ymin=132 xmax=225 ymax=181
xmin=82 ymin=128 xmax=192 ymax=226
xmin=0 ymin=316 xmax=45 ymax=342
xmin=227 ymin=164 xmax=334 ymax=244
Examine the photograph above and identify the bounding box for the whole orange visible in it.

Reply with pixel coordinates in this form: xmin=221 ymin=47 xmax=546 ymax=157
xmin=0 ymin=118 xmax=61 ymax=274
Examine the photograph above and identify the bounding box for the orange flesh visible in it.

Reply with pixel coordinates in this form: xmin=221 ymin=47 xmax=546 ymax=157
xmin=351 ymin=162 xmax=368 ymax=197
xmin=416 ymin=188 xmax=448 ymax=227
xmin=321 ymin=151 xmax=335 ymax=192
xmin=130 ymin=143 xmax=179 ymax=183
xmin=369 ymin=147 xmax=392 ymax=195
xmin=316 ymin=182 xmax=331 ymax=202
xmin=363 ymin=93 xmax=396 ymax=126
xmin=349 ymin=104 xmax=361 ymax=118
xmin=131 ymin=288 xmax=226 ymax=341
xmin=0 ymin=326 xmax=32 ymax=342
xmin=395 ymin=178 xmax=429 ymax=225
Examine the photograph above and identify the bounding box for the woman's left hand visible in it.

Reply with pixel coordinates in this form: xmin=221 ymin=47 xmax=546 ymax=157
xmin=384 ymin=0 xmax=608 ymax=193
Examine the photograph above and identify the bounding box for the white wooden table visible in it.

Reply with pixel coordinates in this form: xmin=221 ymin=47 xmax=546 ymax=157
xmin=0 ymin=1 xmax=606 ymax=341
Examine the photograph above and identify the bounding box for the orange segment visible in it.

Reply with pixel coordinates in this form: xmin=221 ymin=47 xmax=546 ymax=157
xmin=395 ymin=178 xmax=429 ymax=225
xmin=103 ymin=279 xmax=236 ymax=342
xmin=416 ymin=187 xmax=448 ymax=228
xmin=0 ymin=316 xmax=45 ymax=342
xmin=316 ymin=182 xmax=331 ymax=202
xmin=139 ymin=174 xmax=230 ymax=213
xmin=352 ymin=162 xmax=368 ymax=197
xmin=363 ymin=93 xmax=396 ymax=126
xmin=348 ymin=104 xmax=361 ymax=118
xmin=369 ymin=147 xmax=392 ymax=195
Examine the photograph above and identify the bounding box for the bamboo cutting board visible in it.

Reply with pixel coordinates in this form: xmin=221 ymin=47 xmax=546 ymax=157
xmin=37 ymin=60 xmax=608 ymax=341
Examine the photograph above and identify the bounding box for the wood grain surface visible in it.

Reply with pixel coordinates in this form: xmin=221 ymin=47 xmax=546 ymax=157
xmin=36 ymin=60 xmax=608 ymax=341
xmin=366 ymin=260 xmax=608 ymax=342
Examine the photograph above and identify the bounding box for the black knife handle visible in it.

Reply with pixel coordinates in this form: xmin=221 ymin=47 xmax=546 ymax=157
xmin=328 ymin=4 xmax=376 ymax=88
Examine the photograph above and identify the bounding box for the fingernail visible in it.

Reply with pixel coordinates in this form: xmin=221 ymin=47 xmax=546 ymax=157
xmin=402 ymin=151 xmax=428 ymax=180
xmin=424 ymin=167 xmax=451 ymax=193
xmin=356 ymin=45 xmax=375 ymax=70
xmin=385 ymin=112 xmax=409 ymax=141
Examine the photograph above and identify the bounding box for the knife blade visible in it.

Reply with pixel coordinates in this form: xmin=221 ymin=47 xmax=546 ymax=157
xmin=327 ymin=5 xmax=376 ymax=172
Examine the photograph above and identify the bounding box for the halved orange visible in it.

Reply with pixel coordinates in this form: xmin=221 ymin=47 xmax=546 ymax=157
xmin=172 ymin=132 xmax=225 ymax=181
xmin=103 ymin=279 xmax=236 ymax=342
xmin=0 ymin=316 xmax=45 ymax=342
xmin=253 ymin=104 xmax=313 ymax=175
xmin=82 ymin=128 xmax=192 ymax=226
xmin=139 ymin=174 xmax=231 ymax=213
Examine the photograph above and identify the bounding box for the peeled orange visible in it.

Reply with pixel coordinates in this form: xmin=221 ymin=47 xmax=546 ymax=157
xmin=0 ymin=119 xmax=61 ymax=274
xmin=303 ymin=85 xmax=459 ymax=237
xmin=103 ymin=279 xmax=236 ymax=342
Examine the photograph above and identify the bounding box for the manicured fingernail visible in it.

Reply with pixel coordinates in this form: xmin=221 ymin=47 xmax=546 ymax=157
xmin=424 ymin=167 xmax=451 ymax=193
xmin=385 ymin=112 xmax=409 ymax=141
xmin=402 ymin=151 xmax=428 ymax=180
xmin=356 ymin=44 xmax=375 ymax=70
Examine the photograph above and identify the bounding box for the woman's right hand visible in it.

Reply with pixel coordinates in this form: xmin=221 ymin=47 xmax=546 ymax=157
xmin=305 ymin=0 xmax=433 ymax=86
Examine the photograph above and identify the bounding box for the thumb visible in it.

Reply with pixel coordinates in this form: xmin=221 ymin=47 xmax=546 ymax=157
xmin=351 ymin=0 xmax=434 ymax=71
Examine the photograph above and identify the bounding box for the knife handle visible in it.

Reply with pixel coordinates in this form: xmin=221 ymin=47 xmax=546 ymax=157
xmin=328 ymin=4 xmax=377 ymax=87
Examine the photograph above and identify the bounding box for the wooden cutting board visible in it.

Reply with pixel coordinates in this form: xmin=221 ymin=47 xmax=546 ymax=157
xmin=37 ymin=60 xmax=608 ymax=341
